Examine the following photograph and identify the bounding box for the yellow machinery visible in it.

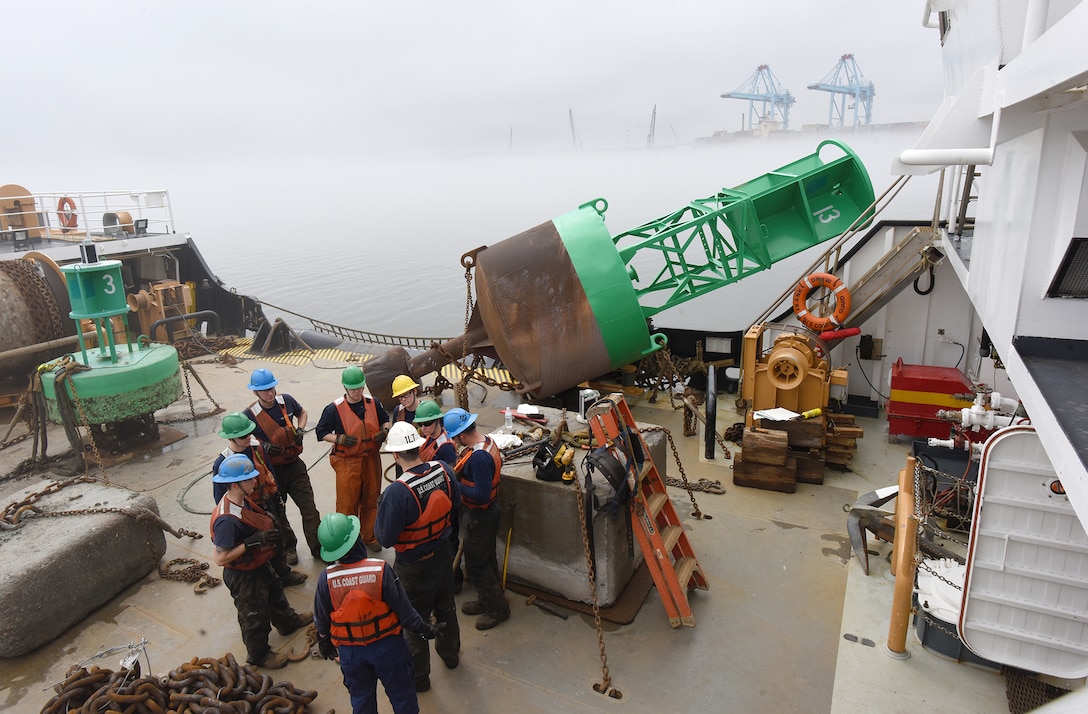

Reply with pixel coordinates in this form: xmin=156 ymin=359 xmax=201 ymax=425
xmin=741 ymin=323 xmax=847 ymax=426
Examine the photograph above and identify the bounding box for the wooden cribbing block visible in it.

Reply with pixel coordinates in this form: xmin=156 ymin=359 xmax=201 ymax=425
xmin=741 ymin=427 xmax=790 ymax=465
xmin=790 ymin=448 xmax=826 ymax=485
xmin=733 ymin=452 xmax=797 ymax=493
xmin=761 ymin=415 xmax=826 ymax=448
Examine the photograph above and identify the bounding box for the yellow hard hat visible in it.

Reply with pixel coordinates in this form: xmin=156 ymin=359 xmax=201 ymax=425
xmin=391 ymin=374 xmax=420 ymax=398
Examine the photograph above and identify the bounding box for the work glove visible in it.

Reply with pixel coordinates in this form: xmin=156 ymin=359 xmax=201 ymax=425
xmin=264 ymin=443 xmax=285 ymax=456
xmin=317 ymin=634 xmax=338 ymax=661
xmin=335 ymin=434 xmax=359 ymax=447
xmin=374 ymin=427 xmax=389 ymax=444
xmin=421 ymin=621 xmax=447 ymax=640
xmin=243 ymin=529 xmax=279 ymax=549
xmin=293 ymin=429 xmax=306 ymax=446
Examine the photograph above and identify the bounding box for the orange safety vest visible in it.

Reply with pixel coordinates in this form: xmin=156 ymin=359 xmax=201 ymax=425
xmin=327 ymin=559 xmax=401 ymax=646
xmin=393 ymin=461 xmax=454 ymax=553
xmin=209 ymin=496 xmax=276 ymax=570
xmin=250 ymin=396 xmax=303 ymax=466
xmin=454 ymin=436 xmax=503 ymax=510
xmin=220 ymin=439 xmax=278 ymax=505
xmin=419 ymin=431 xmax=451 ymax=462
xmin=391 ymin=404 xmax=415 ymax=424
xmin=332 ymin=396 xmax=381 ymax=458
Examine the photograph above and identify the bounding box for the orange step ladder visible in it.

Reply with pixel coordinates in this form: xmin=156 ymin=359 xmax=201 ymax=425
xmin=586 ymin=394 xmax=708 ymax=627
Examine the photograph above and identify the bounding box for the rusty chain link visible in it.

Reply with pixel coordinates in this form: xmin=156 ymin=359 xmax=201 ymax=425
xmin=159 ymin=360 xmax=225 ymax=425
xmin=570 ymin=462 xmax=621 ymax=700
xmin=41 ymin=652 xmax=320 ymax=713
xmin=159 ymin=558 xmax=222 ymax=594
xmin=639 ymin=426 xmax=716 ymax=518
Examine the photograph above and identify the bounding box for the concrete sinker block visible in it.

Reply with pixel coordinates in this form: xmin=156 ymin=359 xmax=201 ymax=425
xmin=497 ymin=412 xmax=667 ymax=606
xmin=0 ymin=479 xmax=167 ymax=658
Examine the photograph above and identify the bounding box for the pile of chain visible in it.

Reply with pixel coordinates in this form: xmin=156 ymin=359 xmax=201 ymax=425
xmin=41 ymin=653 xmax=321 ymax=713
xmin=174 ymin=335 xmax=238 ymax=361
xmin=159 ymin=558 xmax=221 ymax=594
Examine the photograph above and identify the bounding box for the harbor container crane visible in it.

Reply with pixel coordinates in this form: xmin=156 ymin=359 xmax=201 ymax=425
xmin=721 ymin=65 xmax=796 ymax=131
xmin=807 ymin=54 xmax=875 ymax=128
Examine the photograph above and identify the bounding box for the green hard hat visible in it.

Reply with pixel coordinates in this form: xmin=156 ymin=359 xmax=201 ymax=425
xmin=412 ymin=399 xmax=445 ymax=425
xmin=218 ymin=411 xmax=256 ymax=439
xmin=342 ymin=366 xmax=366 ymax=389
xmin=318 ymin=512 xmax=361 ymax=562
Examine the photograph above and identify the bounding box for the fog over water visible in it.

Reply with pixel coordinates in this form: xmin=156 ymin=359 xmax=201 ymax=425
xmin=176 ymin=129 xmax=936 ymax=339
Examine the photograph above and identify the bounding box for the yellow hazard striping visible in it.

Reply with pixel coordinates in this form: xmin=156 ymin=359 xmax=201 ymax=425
xmin=217 ymin=338 xmax=373 ymax=367
xmin=888 ymin=389 xmax=974 ymax=408
xmin=218 ymin=339 xmax=513 ymax=383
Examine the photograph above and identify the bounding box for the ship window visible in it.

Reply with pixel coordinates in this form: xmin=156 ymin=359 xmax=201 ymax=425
xmin=1048 ymin=237 xmax=1088 ymax=298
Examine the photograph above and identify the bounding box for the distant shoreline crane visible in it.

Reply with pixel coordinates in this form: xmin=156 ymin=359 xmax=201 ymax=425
xmin=721 ymin=65 xmax=796 ymax=131
xmin=807 ymin=54 xmax=875 ymax=128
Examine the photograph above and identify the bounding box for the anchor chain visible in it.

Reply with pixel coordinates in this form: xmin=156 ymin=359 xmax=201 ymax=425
xmin=158 ymin=558 xmax=221 ymax=594
xmin=571 ymin=462 xmax=621 ymax=700
xmin=41 ymin=652 xmax=320 ymax=713
xmin=160 ymin=360 xmax=226 ymax=425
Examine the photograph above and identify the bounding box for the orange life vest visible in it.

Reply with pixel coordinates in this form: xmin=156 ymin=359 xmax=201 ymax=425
xmin=332 ymin=395 xmax=381 ymax=458
xmin=209 ymin=496 xmax=275 ymax=570
xmin=327 ymin=559 xmax=401 ymax=646
xmin=454 ymin=436 xmax=503 ymax=510
xmin=251 ymin=396 xmax=303 ymax=466
xmin=419 ymin=431 xmax=451 ymax=462
xmin=393 ymin=461 xmax=454 ymax=553
xmin=220 ymin=439 xmax=278 ymax=505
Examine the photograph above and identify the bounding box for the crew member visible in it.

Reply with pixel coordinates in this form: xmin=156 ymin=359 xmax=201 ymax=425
xmin=315 ymin=366 xmax=390 ymax=552
xmin=413 ymin=399 xmax=462 ymax=592
xmin=376 ymin=422 xmax=461 ymax=692
xmin=243 ymin=368 xmax=321 ymax=563
xmin=213 ymin=411 xmax=307 ymax=587
xmin=389 ymin=375 xmax=422 ymax=424
xmin=414 ymin=400 xmax=456 ymax=465
xmin=445 ymin=408 xmax=510 ymax=630
xmin=314 ymin=512 xmax=439 ymax=714
xmin=211 ymin=453 xmax=312 ymax=670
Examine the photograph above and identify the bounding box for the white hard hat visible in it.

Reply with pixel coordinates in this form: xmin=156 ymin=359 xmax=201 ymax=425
xmin=382 ymin=421 xmax=422 ymax=452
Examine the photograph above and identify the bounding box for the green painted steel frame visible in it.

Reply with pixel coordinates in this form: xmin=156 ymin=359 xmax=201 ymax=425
xmin=613 ymin=140 xmax=874 ymax=317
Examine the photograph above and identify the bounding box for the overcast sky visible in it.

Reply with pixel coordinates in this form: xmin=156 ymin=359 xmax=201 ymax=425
xmin=6 ymin=1 xmax=943 ymax=168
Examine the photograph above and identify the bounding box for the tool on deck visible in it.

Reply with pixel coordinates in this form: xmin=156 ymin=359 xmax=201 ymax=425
xmin=586 ymin=394 xmax=708 ymax=628
xmin=525 ymin=594 xmax=569 ymax=620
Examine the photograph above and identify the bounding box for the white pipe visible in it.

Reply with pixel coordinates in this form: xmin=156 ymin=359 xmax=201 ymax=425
xmin=897 ymin=98 xmax=1004 ymax=167
xmin=1023 ymin=0 xmax=1050 ymax=51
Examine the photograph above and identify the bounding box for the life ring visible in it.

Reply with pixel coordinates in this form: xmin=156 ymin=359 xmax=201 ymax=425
xmin=57 ymin=197 xmax=78 ymax=232
xmin=792 ymin=272 xmax=851 ymax=332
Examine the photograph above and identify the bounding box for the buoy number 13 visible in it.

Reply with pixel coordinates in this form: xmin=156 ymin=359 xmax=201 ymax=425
xmin=812 ymin=205 xmax=841 ymax=224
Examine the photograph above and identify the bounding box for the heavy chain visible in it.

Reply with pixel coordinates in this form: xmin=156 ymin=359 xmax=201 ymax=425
xmin=639 ymin=426 xmax=713 ymax=518
xmin=0 ymin=259 xmax=66 ymax=346
xmin=911 ymin=604 xmax=962 ymax=640
xmin=60 ymin=361 xmax=106 ymax=480
xmin=41 ymin=652 xmax=319 ymax=713
xmin=646 ymin=346 xmax=735 ymax=458
xmin=914 ymin=460 xmax=976 ymax=538
xmin=570 ymin=467 xmax=621 ymax=699
xmin=158 ymin=558 xmax=221 ymax=594
xmin=159 ymin=360 xmax=225 ymax=424
xmin=1 ymin=474 xmax=93 ymax=526
xmin=916 ymin=558 xmax=963 ymax=592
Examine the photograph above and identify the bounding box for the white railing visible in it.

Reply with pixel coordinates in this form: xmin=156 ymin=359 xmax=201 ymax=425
xmin=1 ymin=189 xmax=175 ymax=242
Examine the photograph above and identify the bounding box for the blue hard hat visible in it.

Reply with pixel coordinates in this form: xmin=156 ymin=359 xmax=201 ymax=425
xmin=443 ymin=407 xmax=477 ymax=438
xmin=213 ymin=453 xmax=258 ymax=483
xmin=247 ymin=368 xmax=278 ymax=391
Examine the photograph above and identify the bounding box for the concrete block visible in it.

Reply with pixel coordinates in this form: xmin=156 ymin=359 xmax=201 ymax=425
xmin=0 ymin=479 xmax=167 ymax=658
xmin=497 ymin=417 xmax=667 ymax=606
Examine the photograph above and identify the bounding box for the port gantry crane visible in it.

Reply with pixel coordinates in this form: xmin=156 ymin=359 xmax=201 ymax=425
xmin=807 ymin=54 xmax=875 ymax=128
xmin=721 ymin=65 xmax=796 ymax=131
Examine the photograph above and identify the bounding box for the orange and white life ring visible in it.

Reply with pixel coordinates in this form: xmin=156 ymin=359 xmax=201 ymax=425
xmin=57 ymin=197 xmax=78 ymax=232
xmin=792 ymin=272 xmax=851 ymax=332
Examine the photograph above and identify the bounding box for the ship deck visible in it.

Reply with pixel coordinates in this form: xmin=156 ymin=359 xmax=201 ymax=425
xmin=0 ymin=355 xmax=1016 ymax=713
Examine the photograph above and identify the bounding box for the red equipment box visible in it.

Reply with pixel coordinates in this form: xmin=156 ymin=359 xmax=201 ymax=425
xmin=887 ymin=358 xmax=977 ymax=441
